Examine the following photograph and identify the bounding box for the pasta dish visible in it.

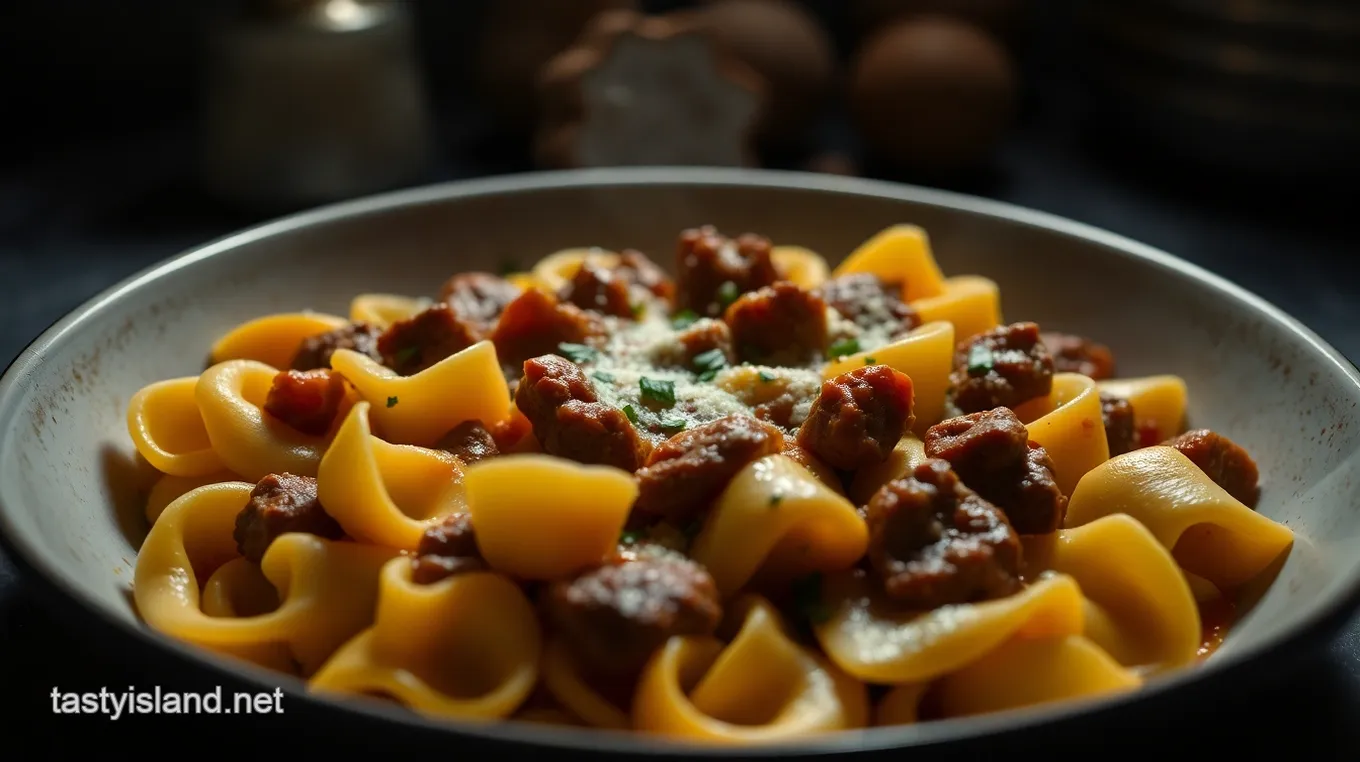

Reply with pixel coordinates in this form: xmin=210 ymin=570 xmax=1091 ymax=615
xmin=125 ymin=223 xmax=1294 ymax=741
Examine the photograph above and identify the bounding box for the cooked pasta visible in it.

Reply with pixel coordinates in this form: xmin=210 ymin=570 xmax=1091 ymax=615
xmin=125 ymin=222 xmax=1295 ymax=742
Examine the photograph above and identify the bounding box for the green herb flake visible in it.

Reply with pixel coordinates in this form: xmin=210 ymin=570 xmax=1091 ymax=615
xmin=619 ymin=528 xmax=644 ymax=544
xmin=622 ymin=404 xmax=639 ymax=424
xmin=698 ymin=369 xmax=719 ymax=383
xmin=393 ymin=345 xmax=420 ymax=367
xmin=827 ymin=338 xmax=861 ymax=360
xmin=693 ymin=348 xmax=727 ymax=373
xmin=758 ymin=370 xmax=777 ymax=383
xmin=498 ymin=260 xmax=518 ymax=276
xmin=671 ymin=309 xmax=700 ymax=330
xmin=386 ymin=396 xmax=399 ymax=408
xmin=630 ymin=302 xmax=645 ymax=318
xmin=639 ymin=377 xmax=677 ymax=407
xmin=791 ymin=571 xmax=831 ymax=624
xmin=717 ymin=280 xmax=740 ymax=308
xmin=966 ymin=344 xmax=995 ymax=376
xmin=769 ymin=492 xmax=783 ymax=508
xmin=863 ymin=356 xmax=877 ymax=365
xmin=557 ymin=342 xmax=598 ymax=364
xmin=592 ymin=371 xmax=615 ymax=384
xmin=659 ymin=417 xmax=688 ymax=434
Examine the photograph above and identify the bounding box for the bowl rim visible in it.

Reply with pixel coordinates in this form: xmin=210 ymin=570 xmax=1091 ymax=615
xmin=2 ymin=166 xmax=1359 ymax=754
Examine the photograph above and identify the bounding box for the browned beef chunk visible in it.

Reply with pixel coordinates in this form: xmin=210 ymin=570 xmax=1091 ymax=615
xmin=633 ymin=415 xmax=786 ymax=525
xmin=542 ymin=554 xmax=722 ymax=676
xmin=263 ymin=369 xmax=347 ymax=436
xmin=949 ymin=322 xmax=1054 ymax=413
xmin=797 ymin=365 xmax=915 ymax=471
xmin=1163 ymin=429 xmax=1261 ymax=507
xmin=233 ymin=473 xmax=345 ymax=564
xmin=675 ymin=226 xmax=780 ymax=317
xmin=378 ymin=304 xmax=480 ymax=375
xmin=290 ymin=323 xmax=383 ymax=371
xmin=923 ymin=408 xmax=1067 ymax=534
xmin=514 ymin=355 xmax=650 ymax=471
xmin=865 ymin=459 xmax=1023 ymax=608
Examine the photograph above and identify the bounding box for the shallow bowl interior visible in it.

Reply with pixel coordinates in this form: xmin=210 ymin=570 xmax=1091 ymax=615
xmin=2 ymin=168 xmax=1359 ymax=754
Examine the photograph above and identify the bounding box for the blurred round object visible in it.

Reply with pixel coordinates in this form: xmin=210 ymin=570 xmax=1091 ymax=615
xmin=803 ymin=151 xmax=861 ymax=176
xmin=533 ymin=9 xmax=766 ymax=169
xmin=848 ymin=17 xmax=1018 ymax=173
xmin=693 ymin=0 xmax=836 ymax=149
xmin=472 ymin=0 xmax=637 ymax=135
xmin=848 ymin=0 xmax=1025 ymax=39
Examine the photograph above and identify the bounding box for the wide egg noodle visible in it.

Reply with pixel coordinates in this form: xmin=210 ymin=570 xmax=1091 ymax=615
xmin=133 ymin=481 xmax=397 ymax=675
xmin=633 ymin=597 xmax=869 ymax=741
xmin=316 ymin=401 xmax=468 ymax=551
xmin=812 ymin=572 xmax=1085 ymax=685
xmin=540 ymin=638 xmax=632 ymax=730
xmin=328 ymin=341 xmax=511 ymax=448
xmin=127 ymin=376 xmax=225 ymax=477
xmin=822 ymin=321 xmax=955 ymax=436
xmin=1013 ymin=372 xmax=1111 ymax=496
xmin=848 ymin=434 xmax=927 ymax=507
xmin=195 ymin=359 xmax=356 ymax=480
xmin=145 ymin=469 xmax=242 ymax=524
xmin=1024 ymin=514 xmax=1201 ymax=673
xmin=208 ymin=311 xmax=349 ymax=370
xmin=688 ymin=454 xmax=867 ymax=597
xmin=463 ymin=454 xmax=636 ymax=581
xmin=832 ymin=224 xmax=947 ymax=302
xmin=200 ymin=557 xmax=297 ymax=673
xmin=770 ymin=246 xmax=830 ymax=289
xmin=531 ymin=247 xmax=620 ymax=292
xmin=309 ymin=558 xmax=540 ymax=720
xmin=877 ymin=634 xmax=1141 ymax=723
xmin=349 ymin=293 xmax=433 ymax=330
xmin=1095 ymin=375 xmax=1189 ymax=443
xmin=1065 ymin=446 xmax=1295 ymax=591
xmin=910 ymin=276 xmax=1003 ymax=348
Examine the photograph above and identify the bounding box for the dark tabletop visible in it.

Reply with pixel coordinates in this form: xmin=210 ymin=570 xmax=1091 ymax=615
xmin=2 ymin=91 xmax=1359 ymax=755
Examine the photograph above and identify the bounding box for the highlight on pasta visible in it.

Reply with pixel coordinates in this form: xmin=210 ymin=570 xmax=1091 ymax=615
xmin=125 ymin=222 xmax=1295 ymax=741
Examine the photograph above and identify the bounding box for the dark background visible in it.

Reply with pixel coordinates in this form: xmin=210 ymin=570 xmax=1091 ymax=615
xmin=1 ymin=0 xmax=1357 ymax=755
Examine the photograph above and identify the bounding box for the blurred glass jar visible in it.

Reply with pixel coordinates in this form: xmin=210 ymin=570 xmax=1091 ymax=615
xmin=200 ymin=0 xmax=434 ymax=210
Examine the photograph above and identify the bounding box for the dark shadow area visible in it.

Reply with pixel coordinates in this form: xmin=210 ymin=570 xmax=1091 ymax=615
xmin=99 ymin=443 xmax=157 ymax=552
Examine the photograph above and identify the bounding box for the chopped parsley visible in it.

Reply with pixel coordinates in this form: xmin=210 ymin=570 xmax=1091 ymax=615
xmin=769 ymin=492 xmax=783 ymax=507
xmin=557 ymin=342 xmax=598 ymax=363
xmin=692 ymin=348 xmax=727 ymax=383
xmin=827 ymin=338 xmax=860 ymax=359
xmin=791 ymin=572 xmax=832 ymax=624
xmin=630 ymin=301 xmax=645 ymax=318
xmin=639 ymin=377 xmax=676 ymax=407
xmin=620 ymin=528 xmax=645 ymax=544
xmin=659 ymin=417 xmax=688 ymax=434
xmin=592 ymin=370 xmax=615 ymax=384
xmin=966 ymin=344 xmax=995 ymax=376
xmin=671 ymin=309 xmax=700 ymax=329
xmin=863 ymin=356 xmax=877 ymax=365
xmin=386 ymin=396 xmax=399 ymax=408
xmin=622 ymin=404 xmax=639 ymax=424
xmin=392 ymin=345 xmax=420 ymax=368
xmin=758 ymin=370 xmax=777 ymax=383
xmin=716 ymin=280 xmax=740 ymax=308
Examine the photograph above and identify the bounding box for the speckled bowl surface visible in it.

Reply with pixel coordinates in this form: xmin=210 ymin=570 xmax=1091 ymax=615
xmin=1 ymin=168 xmax=1357 ymax=756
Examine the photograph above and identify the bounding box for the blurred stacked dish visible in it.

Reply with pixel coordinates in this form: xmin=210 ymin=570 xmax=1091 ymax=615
xmin=1074 ymin=0 xmax=1360 ymax=175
